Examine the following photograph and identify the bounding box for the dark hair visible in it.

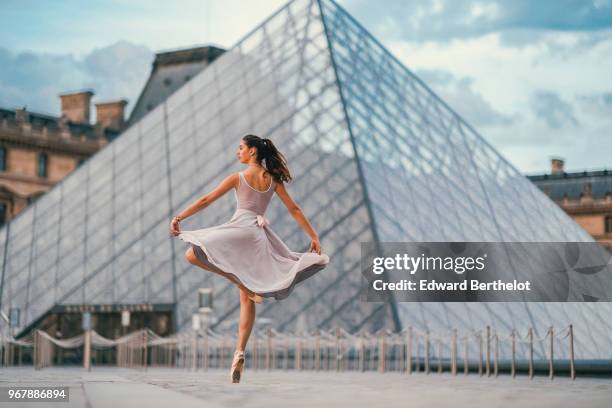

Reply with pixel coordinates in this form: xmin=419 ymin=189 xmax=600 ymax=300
xmin=242 ymin=134 xmax=292 ymax=183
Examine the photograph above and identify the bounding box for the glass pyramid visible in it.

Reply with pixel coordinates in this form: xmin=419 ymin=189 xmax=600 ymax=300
xmin=1 ymin=0 xmax=610 ymax=361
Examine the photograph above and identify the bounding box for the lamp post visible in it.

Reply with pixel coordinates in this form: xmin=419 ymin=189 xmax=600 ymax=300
xmin=82 ymin=312 xmax=91 ymax=371
xmin=197 ymin=288 xmax=216 ymax=371
xmin=121 ymin=310 xmax=130 ymax=336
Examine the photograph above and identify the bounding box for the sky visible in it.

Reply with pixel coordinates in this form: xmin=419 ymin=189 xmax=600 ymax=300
xmin=1 ymin=0 xmax=611 ymax=175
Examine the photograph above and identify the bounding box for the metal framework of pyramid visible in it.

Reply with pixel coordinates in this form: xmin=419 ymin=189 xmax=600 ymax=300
xmin=1 ymin=0 xmax=611 ymax=361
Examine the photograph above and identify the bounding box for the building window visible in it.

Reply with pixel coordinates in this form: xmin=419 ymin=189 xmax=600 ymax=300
xmin=0 ymin=203 xmax=6 ymax=226
xmin=37 ymin=151 xmax=48 ymax=178
xmin=606 ymin=215 xmax=612 ymax=234
xmin=0 ymin=147 xmax=6 ymax=171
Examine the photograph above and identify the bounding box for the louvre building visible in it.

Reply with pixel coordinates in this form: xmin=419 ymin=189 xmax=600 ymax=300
xmin=1 ymin=0 xmax=611 ymax=363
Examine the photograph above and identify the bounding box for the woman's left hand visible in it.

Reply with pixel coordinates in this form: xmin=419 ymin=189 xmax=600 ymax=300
xmin=309 ymin=237 xmax=322 ymax=255
xmin=170 ymin=217 xmax=181 ymax=236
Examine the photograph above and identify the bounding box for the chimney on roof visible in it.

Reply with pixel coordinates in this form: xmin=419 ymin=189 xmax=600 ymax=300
xmin=95 ymin=99 xmax=128 ymax=131
xmin=551 ymin=157 xmax=564 ymax=175
xmin=59 ymin=90 xmax=94 ymax=124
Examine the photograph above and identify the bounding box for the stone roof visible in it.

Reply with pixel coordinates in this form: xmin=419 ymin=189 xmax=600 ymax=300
xmin=527 ymin=169 xmax=612 ymax=200
xmin=126 ymin=45 xmax=225 ymax=127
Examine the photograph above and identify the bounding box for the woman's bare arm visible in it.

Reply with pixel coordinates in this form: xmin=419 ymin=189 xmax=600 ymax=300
xmin=171 ymin=173 xmax=238 ymax=231
xmin=275 ymin=181 xmax=320 ymax=244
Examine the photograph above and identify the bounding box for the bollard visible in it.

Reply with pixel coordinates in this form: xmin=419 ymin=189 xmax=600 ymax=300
xmin=511 ymin=330 xmax=516 ymax=378
xmin=569 ymin=324 xmax=575 ymax=380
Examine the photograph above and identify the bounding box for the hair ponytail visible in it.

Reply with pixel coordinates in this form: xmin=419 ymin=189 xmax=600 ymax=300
xmin=242 ymin=134 xmax=292 ymax=183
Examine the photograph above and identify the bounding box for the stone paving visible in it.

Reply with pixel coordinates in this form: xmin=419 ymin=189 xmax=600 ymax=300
xmin=0 ymin=366 xmax=610 ymax=407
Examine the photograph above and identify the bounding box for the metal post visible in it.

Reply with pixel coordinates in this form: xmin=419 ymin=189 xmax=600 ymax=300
xmin=511 ymin=329 xmax=516 ymax=378
xmin=315 ymin=330 xmax=321 ymax=371
xmin=486 ymin=325 xmax=490 ymax=377
xmin=358 ymin=333 xmax=364 ymax=372
xmin=464 ymin=336 xmax=468 ymax=375
xmin=528 ymin=328 xmax=534 ymax=380
xmin=266 ymin=327 xmax=272 ymax=371
xmin=569 ymin=324 xmax=575 ymax=380
xmin=379 ymin=330 xmax=385 ymax=373
xmin=143 ymin=331 xmax=148 ymax=371
xmin=425 ymin=331 xmax=430 ymax=375
xmin=204 ymin=328 xmax=209 ymax=371
xmin=407 ymin=327 xmax=412 ymax=375
xmin=452 ymin=329 xmax=457 ymax=376
xmin=83 ymin=329 xmax=91 ymax=371
xmin=437 ymin=340 xmax=442 ymax=374
xmin=478 ymin=332 xmax=483 ymax=377
xmin=284 ymin=338 xmax=288 ymax=370
xmin=494 ymin=334 xmax=498 ymax=377
xmin=415 ymin=335 xmax=420 ymax=373
xmin=549 ymin=326 xmax=554 ymax=381
xmin=296 ymin=335 xmax=302 ymax=371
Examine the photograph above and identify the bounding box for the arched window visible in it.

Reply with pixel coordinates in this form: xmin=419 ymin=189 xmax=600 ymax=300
xmin=37 ymin=151 xmax=48 ymax=178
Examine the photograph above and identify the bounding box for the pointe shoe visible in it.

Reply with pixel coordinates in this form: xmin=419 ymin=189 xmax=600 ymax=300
xmin=230 ymin=350 xmax=245 ymax=383
xmin=247 ymin=291 xmax=264 ymax=304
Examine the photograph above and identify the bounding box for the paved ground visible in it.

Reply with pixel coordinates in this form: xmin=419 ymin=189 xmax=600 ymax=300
xmin=0 ymin=367 xmax=610 ymax=407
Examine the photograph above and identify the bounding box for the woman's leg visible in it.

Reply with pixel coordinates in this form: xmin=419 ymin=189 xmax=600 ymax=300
xmin=236 ymin=288 xmax=256 ymax=351
xmin=185 ymin=247 xmax=258 ymax=296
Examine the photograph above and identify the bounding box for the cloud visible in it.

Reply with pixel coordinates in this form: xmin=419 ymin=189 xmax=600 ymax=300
xmin=415 ymin=68 xmax=516 ymax=127
xmin=344 ymin=0 xmax=612 ymax=43
xmin=0 ymin=41 xmax=153 ymax=118
xmin=530 ymin=91 xmax=579 ymax=129
xmin=576 ymin=91 xmax=612 ymax=116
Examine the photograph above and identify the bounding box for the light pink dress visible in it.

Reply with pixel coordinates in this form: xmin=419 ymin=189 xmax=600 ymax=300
xmin=177 ymin=171 xmax=330 ymax=300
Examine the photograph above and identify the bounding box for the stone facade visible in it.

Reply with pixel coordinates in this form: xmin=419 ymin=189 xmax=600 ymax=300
xmin=0 ymin=90 xmax=125 ymax=225
xmin=528 ymin=158 xmax=612 ymax=252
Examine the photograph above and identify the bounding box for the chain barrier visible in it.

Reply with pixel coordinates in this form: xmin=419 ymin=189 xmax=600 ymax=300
xmin=1 ymin=324 xmax=576 ymax=380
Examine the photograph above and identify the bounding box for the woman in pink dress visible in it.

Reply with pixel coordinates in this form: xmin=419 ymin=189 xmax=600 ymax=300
xmin=169 ymin=134 xmax=330 ymax=383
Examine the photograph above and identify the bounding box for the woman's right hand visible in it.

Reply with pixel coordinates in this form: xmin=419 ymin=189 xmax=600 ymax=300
xmin=309 ymin=237 xmax=322 ymax=255
xmin=170 ymin=217 xmax=181 ymax=236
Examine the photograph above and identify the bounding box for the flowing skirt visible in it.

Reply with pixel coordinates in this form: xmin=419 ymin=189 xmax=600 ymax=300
xmin=177 ymin=208 xmax=330 ymax=300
